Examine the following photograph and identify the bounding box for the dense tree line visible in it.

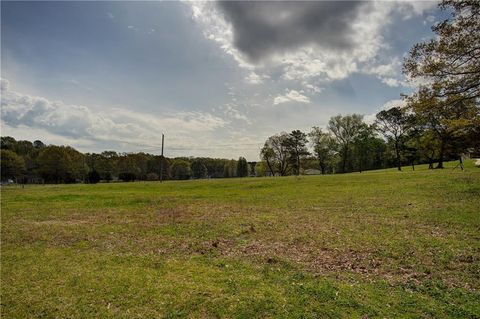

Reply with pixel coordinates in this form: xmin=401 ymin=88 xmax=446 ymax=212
xmin=0 ymin=137 xmax=257 ymax=184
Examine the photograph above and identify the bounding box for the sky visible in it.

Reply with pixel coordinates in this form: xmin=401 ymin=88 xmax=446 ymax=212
xmin=1 ymin=1 xmax=444 ymax=160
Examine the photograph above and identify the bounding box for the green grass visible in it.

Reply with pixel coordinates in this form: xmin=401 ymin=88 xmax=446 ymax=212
xmin=2 ymin=161 xmax=480 ymax=318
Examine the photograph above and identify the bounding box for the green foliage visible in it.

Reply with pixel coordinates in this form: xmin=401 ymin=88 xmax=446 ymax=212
xmin=260 ymin=133 xmax=291 ymax=176
xmin=0 ymin=136 xmax=17 ymax=151
xmin=147 ymin=155 xmax=170 ymax=180
xmin=37 ymin=145 xmax=85 ymax=183
xmin=236 ymin=157 xmax=249 ymax=177
xmin=308 ymin=127 xmax=338 ymax=174
xmin=255 ymin=161 xmax=267 ymax=176
xmin=406 ymin=88 xmax=479 ymax=168
xmin=328 ymin=114 xmax=366 ymax=173
xmin=191 ymin=159 xmax=208 ymax=179
xmin=223 ymin=159 xmax=237 ymax=178
xmin=286 ymin=130 xmax=309 ymax=175
xmin=0 ymin=149 xmax=25 ymax=181
xmin=172 ymin=160 xmax=191 ymax=180
xmin=375 ymin=107 xmax=414 ymax=170
xmin=403 ymin=0 xmax=480 ymax=166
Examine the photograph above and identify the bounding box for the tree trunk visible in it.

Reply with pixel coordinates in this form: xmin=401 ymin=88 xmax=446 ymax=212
xmin=296 ymin=154 xmax=300 ymax=176
xmin=395 ymin=139 xmax=401 ymax=171
xmin=436 ymin=139 xmax=445 ymax=169
xmin=342 ymin=145 xmax=348 ymax=173
xmin=320 ymin=162 xmax=325 ymax=175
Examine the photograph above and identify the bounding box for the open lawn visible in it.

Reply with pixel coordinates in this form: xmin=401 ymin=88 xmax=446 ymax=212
xmin=1 ymin=161 xmax=480 ymax=318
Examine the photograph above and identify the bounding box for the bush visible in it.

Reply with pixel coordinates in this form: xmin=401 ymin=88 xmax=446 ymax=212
xmin=87 ymin=170 xmax=101 ymax=184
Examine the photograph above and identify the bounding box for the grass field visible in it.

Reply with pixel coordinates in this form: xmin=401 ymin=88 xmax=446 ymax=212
xmin=1 ymin=161 xmax=479 ymax=318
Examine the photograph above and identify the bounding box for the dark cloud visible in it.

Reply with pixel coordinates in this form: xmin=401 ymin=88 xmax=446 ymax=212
xmin=216 ymin=1 xmax=368 ymax=62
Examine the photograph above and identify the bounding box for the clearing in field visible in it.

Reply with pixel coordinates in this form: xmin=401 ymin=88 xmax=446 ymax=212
xmin=1 ymin=162 xmax=480 ymax=318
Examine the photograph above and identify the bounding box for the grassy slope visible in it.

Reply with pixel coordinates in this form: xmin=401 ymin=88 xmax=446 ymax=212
xmin=1 ymin=161 xmax=479 ymax=318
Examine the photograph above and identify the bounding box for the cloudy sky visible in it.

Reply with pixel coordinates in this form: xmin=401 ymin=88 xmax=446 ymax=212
xmin=1 ymin=1 xmax=443 ymax=160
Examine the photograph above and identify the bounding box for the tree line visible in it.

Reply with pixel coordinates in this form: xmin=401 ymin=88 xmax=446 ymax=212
xmin=260 ymin=106 xmax=478 ymax=176
xmin=0 ymin=137 xmax=253 ymax=183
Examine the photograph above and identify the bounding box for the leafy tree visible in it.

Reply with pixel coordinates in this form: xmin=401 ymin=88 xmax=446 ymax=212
xmin=1 ymin=149 xmax=25 ymax=181
xmin=37 ymin=145 xmax=85 ymax=183
xmin=308 ymin=127 xmax=337 ymax=174
xmin=14 ymin=140 xmax=34 ymax=157
xmin=404 ymin=0 xmax=480 ymax=103
xmin=375 ymin=107 xmax=413 ymax=171
xmin=286 ymin=130 xmax=309 ymax=175
xmin=148 ymin=155 xmax=170 ymax=180
xmin=352 ymin=125 xmax=384 ymax=172
xmin=236 ymin=157 xmax=248 ymax=177
xmin=407 ymin=88 xmax=479 ymax=168
xmin=223 ymin=160 xmax=237 ymax=178
xmin=172 ymin=160 xmax=191 ymax=180
xmin=0 ymin=136 xmax=17 ymax=150
xmin=248 ymin=161 xmax=257 ymax=176
xmin=100 ymin=151 xmax=119 ymax=179
xmin=255 ymin=162 xmax=267 ymax=176
xmin=260 ymin=133 xmax=291 ymax=176
xmin=328 ymin=114 xmax=365 ymax=173
xmin=117 ymin=154 xmax=143 ymax=180
xmin=191 ymin=158 xmax=208 ymax=179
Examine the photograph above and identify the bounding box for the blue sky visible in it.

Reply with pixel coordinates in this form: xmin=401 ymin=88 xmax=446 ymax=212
xmin=1 ymin=1 xmax=442 ymax=160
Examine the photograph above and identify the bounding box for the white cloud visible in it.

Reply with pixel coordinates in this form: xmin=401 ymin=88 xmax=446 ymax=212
xmin=221 ymin=103 xmax=251 ymax=124
xmin=245 ymin=72 xmax=267 ymax=84
xmin=362 ymin=57 xmax=410 ymax=87
xmin=1 ymin=78 xmax=227 ymax=154
xmin=273 ymin=89 xmax=310 ymax=105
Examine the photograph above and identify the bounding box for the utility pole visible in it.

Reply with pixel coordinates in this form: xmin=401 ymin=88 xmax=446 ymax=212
xmin=160 ymin=133 xmax=164 ymax=183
